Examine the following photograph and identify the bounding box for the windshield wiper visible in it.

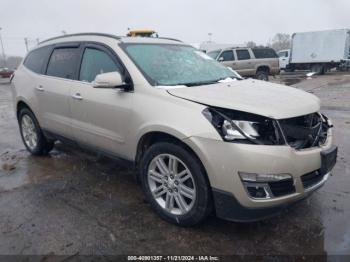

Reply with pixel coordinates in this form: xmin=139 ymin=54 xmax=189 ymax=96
xmin=169 ymin=76 xmax=242 ymax=87
xmin=185 ymin=81 xmax=218 ymax=87
xmin=173 ymin=80 xmax=218 ymax=87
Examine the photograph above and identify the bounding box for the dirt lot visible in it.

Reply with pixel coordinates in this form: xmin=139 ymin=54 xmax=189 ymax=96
xmin=0 ymin=72 xmax=349 ymax=257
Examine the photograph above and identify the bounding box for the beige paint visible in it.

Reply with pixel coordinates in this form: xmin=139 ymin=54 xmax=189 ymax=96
xmin=12 ymin=35 xmax=334 ymax=209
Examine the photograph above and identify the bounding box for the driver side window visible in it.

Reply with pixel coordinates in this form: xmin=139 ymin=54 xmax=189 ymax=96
xmin=79 ymin=47 xmax=121 ymax=83
xmin=218 ymin=50 xmax=235 ymax=61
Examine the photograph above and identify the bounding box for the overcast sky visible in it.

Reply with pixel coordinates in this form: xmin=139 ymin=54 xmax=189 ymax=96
xmin=1 ymin=0 xmax=349 ymax=56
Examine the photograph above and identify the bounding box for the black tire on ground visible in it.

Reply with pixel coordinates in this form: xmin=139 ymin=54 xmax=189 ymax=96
xmin=285 ymin=67 xmax=295 ymax=72
xmin=255 ymin=70 xmax=269 ymax=81
xmin=18 ymin=108 xmax=54 ymax=155
xmin=311 ymin=64 xmax=325 ymax=75
xmin=139 ymin=142 xmax=213 ymax=226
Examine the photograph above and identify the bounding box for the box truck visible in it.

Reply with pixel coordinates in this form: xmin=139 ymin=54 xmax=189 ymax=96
xmin=279 ymin=29 xmax=350 ymax=74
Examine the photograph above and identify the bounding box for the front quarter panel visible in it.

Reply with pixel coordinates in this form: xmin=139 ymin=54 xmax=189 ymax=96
xmin=124 ymin=88 xmax=222 ymax=160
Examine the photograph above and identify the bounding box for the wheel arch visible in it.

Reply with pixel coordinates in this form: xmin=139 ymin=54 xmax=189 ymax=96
xmin=16 ymin=100 xmax=34 ymax=119
xmin=256 ymin=65 xmax=270 ymax=73
xmin=135 ymin=131 xmax=211 ymax=186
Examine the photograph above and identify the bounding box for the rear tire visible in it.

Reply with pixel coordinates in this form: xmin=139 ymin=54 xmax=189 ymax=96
xmin=18 ymin=108 xmax=54 ymax=155
xmin=255 ymin=70 xmax=269 ymax=81
xmin=140 ymin=142 xmax=212 ymax=226
xmin=311 ymin=64 xmax=325 ymax=75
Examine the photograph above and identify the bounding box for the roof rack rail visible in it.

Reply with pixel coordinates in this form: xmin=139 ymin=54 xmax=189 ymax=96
xmin=39 ymin=32 xmax=122 ymax=45
xmin=156 ymin=37 xmax=183 ymax=42
xmin=228 ymin=46 xmax=247 ymax=49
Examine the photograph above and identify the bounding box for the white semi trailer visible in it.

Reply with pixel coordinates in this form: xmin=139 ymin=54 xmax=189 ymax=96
xmin=282 ymin=29 xmax=350 ymax=74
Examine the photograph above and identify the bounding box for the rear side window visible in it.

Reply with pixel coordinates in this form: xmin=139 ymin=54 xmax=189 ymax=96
xmin=236 ymin=49 xmax=251 ymax=60
xmin=23 ymin=46 xmax=51 ymax=74
xmin=46 ymin=48 xmax=80 ymax=79
xmin=253 ymin=48 xmax=278 ymax=59
xmin=218 ymin=50 xmax=235 ymax=61
xmin=79 ymin=48 xmax=121 ymax=82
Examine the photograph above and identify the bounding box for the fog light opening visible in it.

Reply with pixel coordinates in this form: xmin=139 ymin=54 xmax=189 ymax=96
xmin=244 ymin=183 xmax=272 ymax=199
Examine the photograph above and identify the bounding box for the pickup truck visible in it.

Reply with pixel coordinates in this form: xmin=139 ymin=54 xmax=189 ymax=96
xmin=207 ymin=47 xmax=280 ymax=81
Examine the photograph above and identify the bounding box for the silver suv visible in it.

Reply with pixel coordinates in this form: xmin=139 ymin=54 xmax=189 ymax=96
xmin=11 ymin=33 xmax=337 ymax=226
xmin=207 ymin=47 xmax=280 ymax=81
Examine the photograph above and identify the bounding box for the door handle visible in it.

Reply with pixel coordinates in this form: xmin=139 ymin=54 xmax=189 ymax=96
xmin=72 ymin=93 xmax=83 ymax=100
xmin=36 ymin=85 xmax=44 ymax=92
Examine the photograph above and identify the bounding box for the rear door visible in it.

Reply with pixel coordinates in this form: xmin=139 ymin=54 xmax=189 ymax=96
xmin=234 ymin=49 xmax=254 ymax=76
xmin=38 ymin=44 xmax=81 ymax=138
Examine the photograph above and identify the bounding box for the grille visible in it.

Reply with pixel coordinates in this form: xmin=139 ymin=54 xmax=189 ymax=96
xmin=278 ymin=113 xmax=330 ymax=150
xmin=301 ymin=170 xmax=324 ymax=189
xmin=268 ymin=178 xmax=295 ymax=197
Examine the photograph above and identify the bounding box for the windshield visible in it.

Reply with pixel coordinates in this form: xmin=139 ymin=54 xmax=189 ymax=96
xmin=123 ymin=44 xmax=240 ymax=86
xmin=207 ymin=50 xmax=221 ymax=59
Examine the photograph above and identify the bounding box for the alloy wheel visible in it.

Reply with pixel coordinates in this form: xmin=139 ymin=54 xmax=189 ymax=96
xmin=147 ymin=154 xmax=196 ymax=215
xmin=21 ymin=114 xmax=38 ymax=150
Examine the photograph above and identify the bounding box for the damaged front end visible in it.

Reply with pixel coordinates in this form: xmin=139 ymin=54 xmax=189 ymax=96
xmin=278 ymin=113 xmax=332 ymax=149
xmin=203 ymin=107 xmax=331 ymax=149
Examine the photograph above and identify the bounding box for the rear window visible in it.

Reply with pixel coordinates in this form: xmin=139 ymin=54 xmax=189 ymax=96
xmin=236 ymin=49 xmax=251 ymax=60
xmin=46 ymin=48 xmax=80 ymax=79
xmin=23 ymin=46 xmax=51 ymax=74
xmin=252 ymin=48 xmax=278 ymax=59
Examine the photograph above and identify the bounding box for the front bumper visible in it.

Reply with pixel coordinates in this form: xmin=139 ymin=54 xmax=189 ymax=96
xmin=212 ymin=172 xmax=330 ymax=222
xmin=184 ymin=130 xmax=335 ymax=221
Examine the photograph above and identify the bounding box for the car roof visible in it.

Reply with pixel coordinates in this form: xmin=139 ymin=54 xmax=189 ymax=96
xmin=38 ymin=32 xmax=185 ymax=46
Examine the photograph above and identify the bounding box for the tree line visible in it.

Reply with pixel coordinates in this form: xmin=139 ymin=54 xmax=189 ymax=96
xmin=246 ymin=33 xmax=291 ymax=51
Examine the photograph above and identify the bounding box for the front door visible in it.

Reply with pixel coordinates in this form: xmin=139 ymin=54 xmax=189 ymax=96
xmin=69 ymin=44 xmax=132 ymax=155
xmin=278 ymin=50 xmax=289 ymax=69
xmin=218 ymin=50 xmax=236 ymax=71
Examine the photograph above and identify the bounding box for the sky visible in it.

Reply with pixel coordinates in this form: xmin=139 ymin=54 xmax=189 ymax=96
xmin=0 ymin=0 xmax=350 ymax=56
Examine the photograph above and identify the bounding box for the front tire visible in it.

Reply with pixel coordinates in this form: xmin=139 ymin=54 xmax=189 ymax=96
xmin=18 ymin=108 xmax=54 ymax=155
xmin=140 ymin=142 xmax=212 ymax=226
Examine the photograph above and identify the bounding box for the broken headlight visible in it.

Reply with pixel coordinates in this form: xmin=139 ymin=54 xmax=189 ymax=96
xmin=202 ymin=107 xmax=285 ymax=145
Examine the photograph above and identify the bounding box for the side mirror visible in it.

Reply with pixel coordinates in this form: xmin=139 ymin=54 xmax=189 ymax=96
xmin=92 ymin=71 xmax=124 ymax=89
xmin=218 ymin=57 xmax=224 ymax=62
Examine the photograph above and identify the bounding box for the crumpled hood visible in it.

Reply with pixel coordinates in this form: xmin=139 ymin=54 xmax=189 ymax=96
xmin=167 ymin=79 xmax=320 ymax=119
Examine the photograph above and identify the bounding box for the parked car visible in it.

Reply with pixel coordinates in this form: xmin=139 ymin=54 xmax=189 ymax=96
xmin=0 ymin=68 xmax=14 ymax=78
xmin=207 ymin=47 xmax=280 ymax=81
xmin=287 ymin=29 xmax=350 ymax=74
xmin=11 ymin=33 xmax=337 ymax=226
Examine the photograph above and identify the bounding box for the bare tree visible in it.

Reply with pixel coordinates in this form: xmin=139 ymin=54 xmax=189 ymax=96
xmin=269 ymin=33 xmax=291 ymax=51
xmin=0 ymin=56 xmax=23 ymax=69
xmin=245 ymin=41 xmax=257 ymax=48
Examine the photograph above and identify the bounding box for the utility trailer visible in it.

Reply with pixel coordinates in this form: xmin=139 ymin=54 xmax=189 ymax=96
xmin=287 ymin=29 xmax=350 ymax=74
